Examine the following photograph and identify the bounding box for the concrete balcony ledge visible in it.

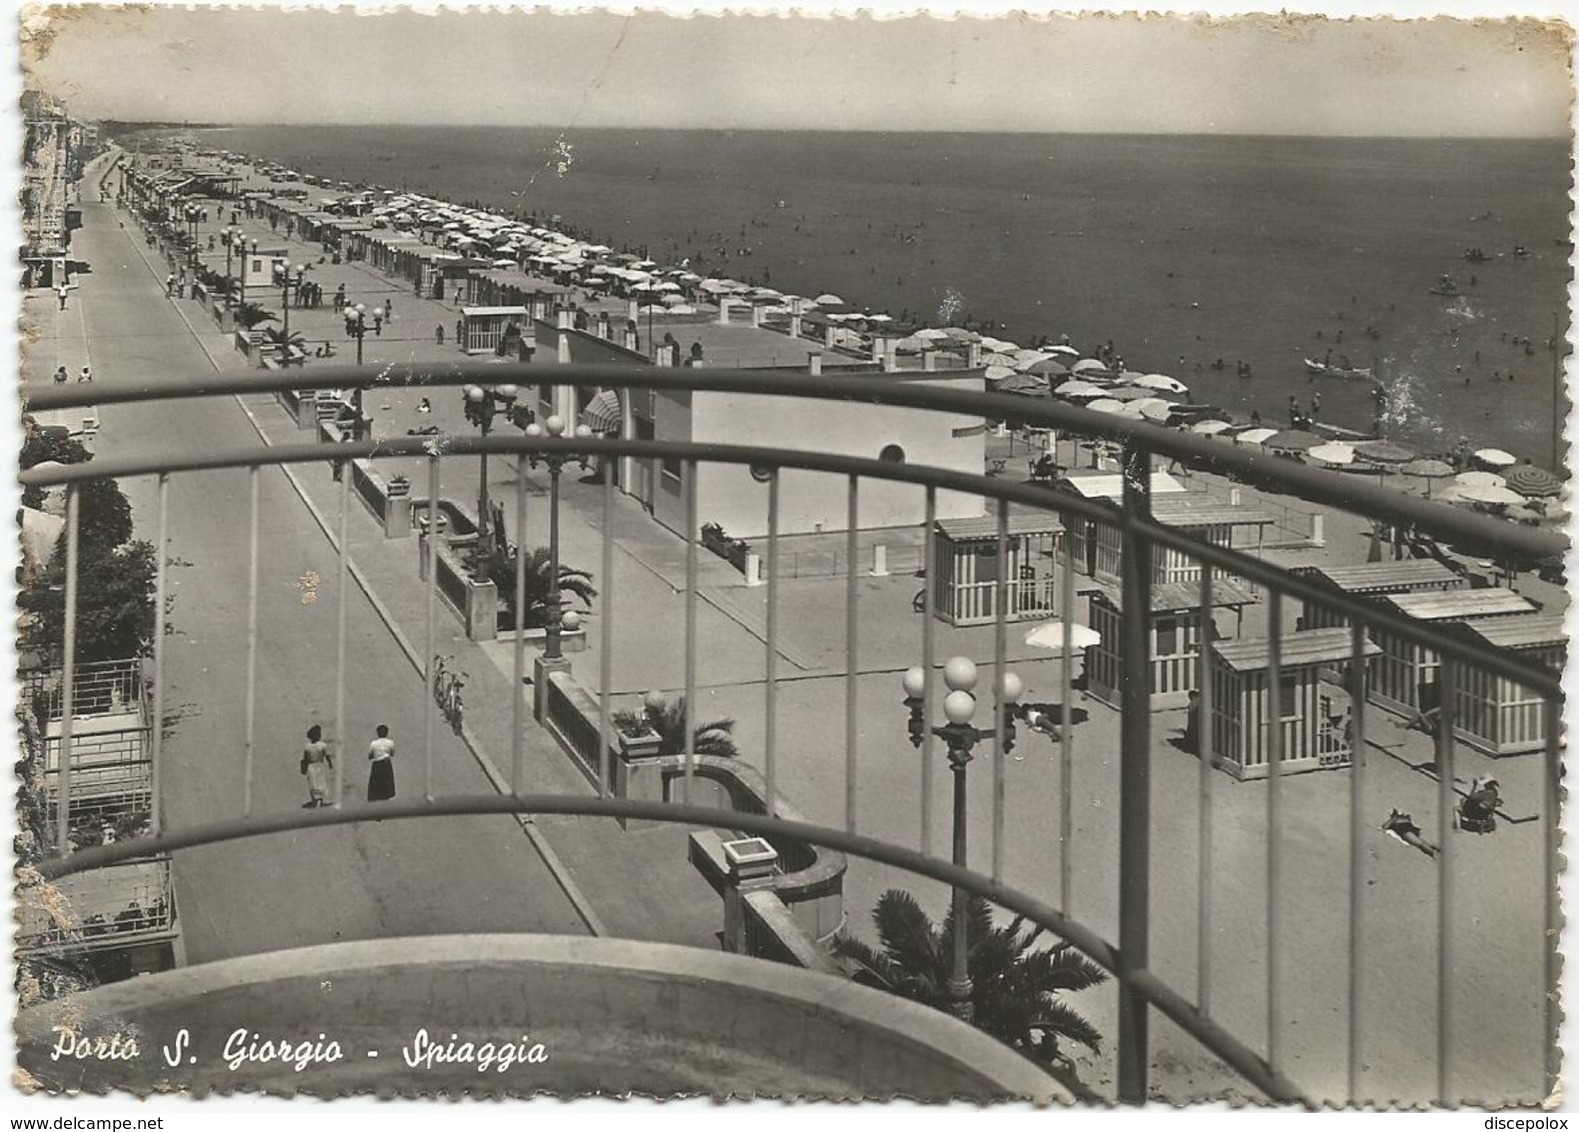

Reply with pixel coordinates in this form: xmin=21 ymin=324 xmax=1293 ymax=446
xmin=15 ymin=934 xmax=1066 ymax=1103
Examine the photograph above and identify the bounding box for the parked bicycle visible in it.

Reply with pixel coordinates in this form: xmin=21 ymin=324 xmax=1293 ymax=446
xmin=433 ymin=654 xmax=467 ymax=735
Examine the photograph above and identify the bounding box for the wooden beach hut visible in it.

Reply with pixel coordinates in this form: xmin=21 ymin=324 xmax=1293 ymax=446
xmin=931 ymin=514 xmax=1061 ymax=626
xmin=1295 ymin=560 xmax=1464 ymax=630
xmin=1207 ymin=628 xmax=1382 ymax=779
xmin=1450 ymin=614 xmax=1566 ymax=757
xmin=1368 ymin=588 xmax=1538 ymax=718
xmin=458 ymin=307 xmax=530 ymax=356
xmin=1067 ymin=493 xmax=1276 ymax=584
xmin=1082 ymin=576 xmax=1258 ymax=709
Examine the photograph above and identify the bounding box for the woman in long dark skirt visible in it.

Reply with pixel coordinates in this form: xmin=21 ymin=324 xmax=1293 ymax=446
xmin=367 ymin=724 xmax=396 ymax=802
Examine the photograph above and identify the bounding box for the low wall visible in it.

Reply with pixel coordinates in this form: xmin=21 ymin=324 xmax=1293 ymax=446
xmin=416 ymin=531 xmax=497 ymax=642
xmin=319 ymin=421 xmax=413 ymax=538
xmin=233 ymin=329 xmax=270 ymax=370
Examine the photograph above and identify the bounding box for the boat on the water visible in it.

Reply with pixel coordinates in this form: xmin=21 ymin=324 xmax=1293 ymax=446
xmin=1304 ymin=358 xmax=1375 ymax=381
xmin=1429 ymin=274 xmax=1462 ymax=296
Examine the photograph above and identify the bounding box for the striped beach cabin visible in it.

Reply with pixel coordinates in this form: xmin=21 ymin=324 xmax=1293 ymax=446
xmin=1450 ymin=614 xmax=1567 ymax=757
xmin=930 ymin=514 xmax=1061 ymax=627
xmin=1295 ymin=560 xmax=1465 ymax=630
xmin=1083 ymin=577 xmax=1258 ymax=710
xmin=1369 ymin=588 xmax=1537 ymax=718
xmin=1066 ymin=494 xmax=1275 ymax=584
xmin=1207 ymin=629 xmax=1381 ymax=780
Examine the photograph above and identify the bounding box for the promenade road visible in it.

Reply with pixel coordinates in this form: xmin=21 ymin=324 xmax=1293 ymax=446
xmin=28 ymin=154 xmax=588 ymax=963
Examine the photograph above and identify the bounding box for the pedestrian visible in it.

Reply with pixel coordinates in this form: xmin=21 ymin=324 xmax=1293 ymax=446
xmin=1181 ymin=690 xmax=1202 ymax=753
xmin=435 ymin=324 xmax=445 ymax=345
xmin=166 ymin=273 xmax=175 ymax=297
xmin=78 ymin=365 xmax=91 ymax=383
xmin=372 ymin=312 xmax=383 ymax=336
xmin=367 ymin=724 xmax=396 ymax=802
xmin=53 ymin=366 xmax=67 ymax=384
xmin=300 ymin=724 xmax=333 ymax=808
xmin=384 ymin=298 xmax=394 ymax=319
xmin=57 ymin=283 xmax=69 ymax=310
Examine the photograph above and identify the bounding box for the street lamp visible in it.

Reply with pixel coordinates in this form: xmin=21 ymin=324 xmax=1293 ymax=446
xmin=524 ymin=415 xmax=593 ymax=659
xmin=279 ymin=262 xmax=304 ymax=362
xmin=901 ymin=657 xmax=1024 ymax=1022
xmin=462 ymin=383 xmax=534 ymax=570
xmin=239 ymin=238 xmax=257 ymax=308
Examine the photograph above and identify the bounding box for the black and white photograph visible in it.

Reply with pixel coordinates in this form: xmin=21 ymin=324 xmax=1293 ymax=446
xmin=8 ymin=2 xmax=1573 ymax=1115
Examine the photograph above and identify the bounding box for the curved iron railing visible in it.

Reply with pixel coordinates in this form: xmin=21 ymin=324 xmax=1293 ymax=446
xmin=19 ymin=364 xmax=1565 ymax=1106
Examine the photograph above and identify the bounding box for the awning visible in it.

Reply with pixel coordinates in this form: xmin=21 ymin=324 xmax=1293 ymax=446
xmin=581 ymin=389 xmax=623 ymax=433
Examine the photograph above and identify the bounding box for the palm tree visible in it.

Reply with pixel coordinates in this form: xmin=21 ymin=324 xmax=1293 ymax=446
xmin=612 ymin=695 xmax=738 ymax=758
xmin=233 ymin=302 xmax=277 ymax=330
xmin=833 ymin=889 xmax=1107 ymax=1073
xmin=490 ymin=545 xmax=596 ymax=629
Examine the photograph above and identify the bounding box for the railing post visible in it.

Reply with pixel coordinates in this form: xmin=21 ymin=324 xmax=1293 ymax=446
xmin=1117 ymin=439 xmax=1153 ymax=1103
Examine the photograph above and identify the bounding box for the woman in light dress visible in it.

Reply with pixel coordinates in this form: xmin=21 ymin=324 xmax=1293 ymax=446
xmin=301 ymin=724 xmax=333 ymax=808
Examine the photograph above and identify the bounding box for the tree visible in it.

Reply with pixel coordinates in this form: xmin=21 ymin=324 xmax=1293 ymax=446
xmin=21 ymin=539 xmax=158 ymax=666
xmin=233 ymin=302 xmax=278 ymax=330
xmin=20 ymin=426 xmax=133 ymax=557
xmin=833 ymin=890 xmax=1107 ymax=1073
xmin=488 ymin=545 xmax=595 ymax=629
xmin=612 ymin=695 xmax=738 ymax=758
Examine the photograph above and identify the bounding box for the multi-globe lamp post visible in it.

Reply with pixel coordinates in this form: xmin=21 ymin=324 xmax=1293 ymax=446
xmin=462 ymin=383 xmax=535 ymax=569
xmin=278 ymin=262 xmax=305 ymax=363
xmin=524 ymin=414 xmax=593 ymax=660
xmin=901 ymin=656 xmax=1024 ymax=1022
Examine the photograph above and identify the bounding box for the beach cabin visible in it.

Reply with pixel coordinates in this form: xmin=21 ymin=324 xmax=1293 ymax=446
xmin=1083 ymin=577 xmax=1258 ymax=710
xmin=1368 ymin=588 xmax=1538 ymax=718
xmin=1451 ymin=614 xmax=1566 ymax=757
xmin=931 ymin=514 xmax=1061 ymax=626
xmin=458 ymin=307 xmax=531 ymax=356
xmin=1296 ymin=560 xmax=1465 ymax=630
xmin=1067 ymin=492 xmax=1276 ymax=584
xmin=1207 ymin=628 xmax=1381 ymax=779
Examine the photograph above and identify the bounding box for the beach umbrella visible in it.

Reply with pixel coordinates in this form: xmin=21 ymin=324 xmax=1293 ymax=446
xmin=1191 ymin=419 xmax=1234 ymax=436
xmin=1055 ymin=381 xmax=1108 ymax=399
xmin=1235 ymin=428 xmax=1279 ymax=447
xmin=1307 ymin=442 xmax=1356 ymax=465
xmin=1134 ymin=373 xmax=1189 ymax=394
xmin=1104 ymin=387 xmax=1154 ymax=402
xmin=893 ymin=335 xmax=930 ymax=353
xmin=1024 ymin=620 xmax=1102 ymax=652
xmin=940 ymin=327 xmax=978 ymax=341
xmin=1475 ymin=448 xmax=1518 ymax=468
xmin=1085 ymin=398 xmax=1126 ymax=414
xmin=1355 ymin=439 xmax=1416 ymax=464
xmin=1024 ymin=358 xmax=1071 ymax=377
xmin=1071 ymin=358 xmax=1110 ymax=375
xmin=915 ymin=328 xmax=951 ymax=341
xmin=1139 ymin=401 xmax=1177 ymax=423
xmin=1504 ymin=465 xmax=1564 ymax=497
xmin=814 ymin=293 xmax=846 ymax=306
xmin=1013 ymin=350 xmax=1054 ymax=369
xmin=982 ymin=353 xmax=1021 ymax=367
xmin=865 ymin=313 xmax=894 ymax=323
xmin=984 ymin=364 xmax=1018 ymax=382
xmin=1047 ymin=344 xmax=1080 ymax=356
xmin=1266 ymin=429 xmax=1321 ymax=452
xmin=1401 ymin=458 xmax=1454 ymax=480
xmin=996 ymin=373 xmax=1050 ymax=395
xmin=664 ymin=304 xmax=699 ymax=315
xmin=661 ymin=293 xmax=689 ymax=307
xmin=1458 ymin=484 xmax=1526 ymax=507
xmin=1455 ymin=470 xmax=1506 ymax=489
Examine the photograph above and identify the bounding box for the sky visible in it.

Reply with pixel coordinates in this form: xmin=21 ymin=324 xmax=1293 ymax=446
xmin=16 ymin=2 xmax=1575 ymax=136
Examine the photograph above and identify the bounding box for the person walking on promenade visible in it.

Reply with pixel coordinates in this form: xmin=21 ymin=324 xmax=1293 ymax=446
xmin=384 ymin=298 xmax=394 ymax=320
xmin=57 ymin=282 xmax=70 ymax=310
xmin=435 ymin=324 xmax=445 ymax=345
xmin=78 ymin=365 xmax=92 ymax=383
xmin=166 ymin=273 xmax=175 ymax=297
xmin=53 ymin=366 xmax=67 ymax=385
xmin=301 ymin=724 xmax=333 ymax=808
xmin=367 ymin=724 xmax=396 ymax=802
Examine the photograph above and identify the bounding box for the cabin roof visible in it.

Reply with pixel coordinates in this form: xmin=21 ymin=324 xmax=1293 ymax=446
xmin=935 ymin=513 xmax=1062 ymax=541
xmin=1211 ymin=628 xmax=1381 ymax=672
xmin=1380 ymin=589 xmax=1536 ymax=622
xmin=1081 ymin=577 xmax=1259 ymax=612
xmin=1460 ymin=614 xmax=1569 ymax=651
xmin=1302 ymin=560 xmax=1463 ymax=594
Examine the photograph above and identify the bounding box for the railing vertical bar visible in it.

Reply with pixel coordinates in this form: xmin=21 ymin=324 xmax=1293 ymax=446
xmin=1348 ymin=619 xmax=1370 ymax=1105
xmin=1266 ymin=590 xmax=1284 ymax=1073
xmin=150 ymin=474 xmax=170 ymax=835
xmin=1059 ymin=519 xmax=1075 ymax=915
xmin=1436 ymin=660 xmax=1457 ymax=1105
xmin=1197 ymin=567 xmax=1214 ymax=1015
xmin=1543 ymin=693 xmax=1561 ymax=1099
xmin=332 ymin=461 xmax=351 ymax=809
xmin=512 ymin=454 xmax=529 ymax=795
xmin=991 ymin=497 xmax=1010 ymax=882
xmin=597 ymin=469 xmax=615 ymax=798
xmin=921 ymin=486 xmax=937 ymax=856
xmin=683 ymin=459 xmax=699 ymax=805
xmin=765 ymin=470 xmax=780 ymax=819
xmin=842 ymin=476 xmax=860 ymax=831
xmin=1116 ymin=441 xmax=1153 ymax=1104
xmin=242 ymin=467 xmax=259 ymax=817
xmin=56 ymin=485 xmax=80 ymax=858
xmin=424 ymin=455 xmax=439 ymax=802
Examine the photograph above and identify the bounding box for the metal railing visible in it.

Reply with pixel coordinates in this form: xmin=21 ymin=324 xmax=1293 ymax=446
xmin=19 ymin=364 xmax=1565 ymax=1105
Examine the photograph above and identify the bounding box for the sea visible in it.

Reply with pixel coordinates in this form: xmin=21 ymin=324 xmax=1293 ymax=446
xmin=186 ymin=126 xmax=1572 ymax=464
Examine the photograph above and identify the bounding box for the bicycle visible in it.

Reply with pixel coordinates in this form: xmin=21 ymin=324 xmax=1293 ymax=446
xmin=432 ymin=654 xmax=467 ymax=735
